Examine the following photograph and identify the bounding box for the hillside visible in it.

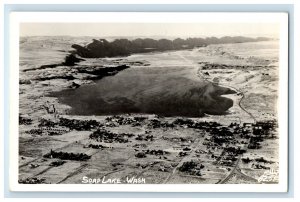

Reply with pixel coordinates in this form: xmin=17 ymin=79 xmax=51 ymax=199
xmin=70 ymin=36 xmax=271 ymax=58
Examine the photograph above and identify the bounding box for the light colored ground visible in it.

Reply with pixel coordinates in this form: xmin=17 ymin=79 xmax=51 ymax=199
xmin=19 ymin=40 xmax=279 ymax=184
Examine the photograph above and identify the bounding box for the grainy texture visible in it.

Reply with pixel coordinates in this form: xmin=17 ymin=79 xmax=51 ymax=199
xmin=19 ymin=36 xmax=279 ymax=185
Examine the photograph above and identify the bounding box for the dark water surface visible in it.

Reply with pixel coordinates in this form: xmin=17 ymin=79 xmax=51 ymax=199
xmin=52 ymin=63 xmax=235 ymax=117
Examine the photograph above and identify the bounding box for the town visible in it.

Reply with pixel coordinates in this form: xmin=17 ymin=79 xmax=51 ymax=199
xmin=19 ymin=114 xmax=278 ymax=184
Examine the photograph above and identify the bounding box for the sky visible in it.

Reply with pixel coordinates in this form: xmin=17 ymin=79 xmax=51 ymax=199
xmin=20 ymin=23 xmax=280 ymax=38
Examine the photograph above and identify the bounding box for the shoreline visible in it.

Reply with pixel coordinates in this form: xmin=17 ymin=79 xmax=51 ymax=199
xmin=18 ymin=39 xmax=279 ymax=185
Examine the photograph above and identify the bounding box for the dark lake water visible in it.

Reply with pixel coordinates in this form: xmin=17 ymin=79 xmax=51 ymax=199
xmin=20 ymin=39 xmax=277 ymax=118
xmin=52 ymin=60 xmax=234 ymax=117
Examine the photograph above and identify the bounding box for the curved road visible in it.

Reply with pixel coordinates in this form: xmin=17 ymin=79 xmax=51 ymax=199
xmin=175 ymin=50 xmax=257 ymax=184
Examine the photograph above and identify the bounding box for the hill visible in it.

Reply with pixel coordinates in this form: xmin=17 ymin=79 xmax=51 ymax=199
xmin=69 ymin=36 xmax=272 ymax=59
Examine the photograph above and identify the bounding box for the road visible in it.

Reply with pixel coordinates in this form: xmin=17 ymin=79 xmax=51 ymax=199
xmin=176 ymin=50 xmax=257 ymax=184
xmin=162 ymin=137 xmax=204 ymax=184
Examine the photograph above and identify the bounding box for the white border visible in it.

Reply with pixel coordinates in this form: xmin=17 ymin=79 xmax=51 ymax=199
xmin=9 ymin=12 xmax=288 ymax=192
xmin=10 ymin=12 xmax=288 ymax=23
xmin=0 ymin=0 xmax=296 ymax=4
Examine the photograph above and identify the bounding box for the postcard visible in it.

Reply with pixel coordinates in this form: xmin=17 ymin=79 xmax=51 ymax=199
xmin=9 ymin=12 xmax=288 ymax=192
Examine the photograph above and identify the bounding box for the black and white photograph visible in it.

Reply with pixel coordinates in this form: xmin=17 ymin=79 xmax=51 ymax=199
xmin=9 ymin=12 xmax=288 ymax=192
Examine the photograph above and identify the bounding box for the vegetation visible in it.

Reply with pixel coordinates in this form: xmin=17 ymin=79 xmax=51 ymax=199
xmin=87 ymin=144 xmax=107 ymax=149
xmin=47 ymin=131 xmax=63 ymax=136
xmin=144 ymin=149 xmax=169 ymax=156
xmin=49 ymin=160 xmax=66 ymax=167
xmin=178 ymin=161 xmax=204 ymax=176
xmin=19 ymin=115 xmax=33 ymax=125
xmin=38 ymin=118 xmax=56 ymax=128
xmin=58 ymin=118 xmax=101 ymax=131
xmin=25 ymin=128 xmax=44 ymax=135
xmin=89 ymin=129 xmax=134 ymax=143
xmin=242 ymin=157 xmax=252 ymax=163
xmin=135 ymin=152 xmax=147 ymax=158
xmin=43 ymin=150 xmax=91 ymax=161
xmin=18 ymin=177 xmax=47 ymax=184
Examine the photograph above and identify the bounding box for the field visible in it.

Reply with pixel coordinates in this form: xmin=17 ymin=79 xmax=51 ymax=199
xmin=19 ymin=37 xmax=279 ymax=184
